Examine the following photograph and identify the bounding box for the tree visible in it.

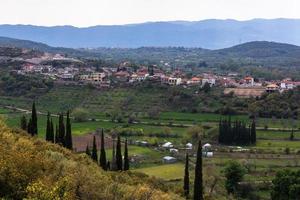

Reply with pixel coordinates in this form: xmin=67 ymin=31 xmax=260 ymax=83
xmin=290 ymin=129 xmax=295 ymax=141
xmin=55 ymin=124 xmax=59 ymax=144
xmin=85 ymin=144 xmax=91 ymax=157
xmin=202 ymin=82 xmax=211 ymax=93
xmin=99 ymin=129 xmax=107 ymax=170
xmin=148 ymin=65 xmax=154 ymax=76
xmin=116 ymin=135 xmax=123 ymax=171
xmin=123 ymin=138 xmax=129 ymax=171
xmin=57 ymin=113 xmax=65 ymax=146
xmin=27 ymin=118 xmax=32 ymax=134
xmin=20 ymin=115 xmax=27 ymax=131
xmin=110 ymin=139 xmax=117 ymax=171
xmin=45 ymin=112 xmax=51 ymax=141
xmin=31 ymin=101 xmax=38 ymax=136
xmin=271 ymin=169 xmax=300 ymax=200
xmin=224 ymin=160 xmax=246 ymax=194
xmin=184 ymin=153 xmax=190 ymax=198
xmin=65 ymin=111 xmax=73 ymax=150
xmin=72 ymin=108 xmax=89 ymax=122
xmin=194 ymin=140 xmax=203 ymax=200
xmin=250 ymin=120 xmax=256 ymax=144
xmin=91 ymin=135 xmax=98 ymax=162
xmin=49 ymin=119 xmax=54 ymax=143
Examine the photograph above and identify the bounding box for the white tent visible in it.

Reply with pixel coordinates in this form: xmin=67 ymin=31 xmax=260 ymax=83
xmin=162 ymin=142 xmax=173 ymax=148
xmin=186 ymin=143 xmax=193 ymax=149
xmin=203 ymin=143 xmax=212 ymax=148
xmin=162 ymin=156 xmax=177 ymax=163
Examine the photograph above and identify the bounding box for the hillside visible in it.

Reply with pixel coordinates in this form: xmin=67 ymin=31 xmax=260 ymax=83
xmin=1 ymin=37 xmax=300 ymax=68
xmin=0 ymin=120 xmax=181 ymax=200
xmin=0 ymin=19 xmax=300 ymax=49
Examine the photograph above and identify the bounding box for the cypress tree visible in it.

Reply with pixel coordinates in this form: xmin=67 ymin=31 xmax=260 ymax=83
xmin=106 ymin=161 xmax=111 ymax=171
xmin=49 ymin=119 xmax=54 ymax=143
xmin=184 ymin=153 xmax=190 ymax=198
xmin=91 ymin=135 xmax=98 ymax=162
xmin=99 ymin=129 xmax=107 ymax=170
xmin=55 ymin=124 xmax=59 ymax=143
xmin=27 ymin=118 xmax=32 ymax=135
xmin=45 ymin=112 xmax=51 ymax=141
xmin=194 ymin=140 xmax=203 ymax=200
xmin=116 ymin=135 xmax=123 ymax=171
xmin=85 ymin=144 xmax=91 ymax=156
xmin=65 ymin=111 xmax=73 ymax=150
xmin=123 ymin=138 xmax=129 ymax=171
xmin=290 ymin=129 xmax=294 ymax=141
xmin=58 ymin=113 xmax=65 ymax=146
xmin=111 ymin=140 xmax=117 ymax=171
xmin=20 ymin=115 xmax=27 ymax=131
xmin=31 ymin=101 xmax=38 ymax=136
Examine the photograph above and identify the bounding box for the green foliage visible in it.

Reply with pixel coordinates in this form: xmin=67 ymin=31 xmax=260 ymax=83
xmin=194 ymin=140 xmax=203 ymax=200
xmin=31 ymin=101 xmax=38 ymax=136
xmin=184 ymin=153 xmax=189 ymax=198
xmin=99 ymin=129 xmax=107 ymax=170
xmin=271 ymin=169 xmax=300 ymax=200
xmin=57 ymin=113 xmax=65 ymax=145
xmin=65 ymin=111 xmax=73 ymax=150
xmin=123 ymin=139 xmax=129 ymax=171
xmin=116 ymin=135 xmax=123 ymax=171
xmin=20 ymin=115 xmax=27 ymax=131
xmin=223 ymin=160 xmax=246 ymax=194
xmin=249 ymin=88 xmax=300 ymax=119
xmin=72 ymin=108 xmax=89 ymax=122
xmin=0 ymin=73 xmax=53 ymax=97
xmin=218 ymin=118 xmax=255 ymax=145
xmin=91 ymin=135 xmax=98 ymax=162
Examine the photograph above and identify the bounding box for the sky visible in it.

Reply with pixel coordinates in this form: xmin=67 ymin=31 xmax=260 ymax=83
xmin=0 ymin=0 xmax=299 ymax=27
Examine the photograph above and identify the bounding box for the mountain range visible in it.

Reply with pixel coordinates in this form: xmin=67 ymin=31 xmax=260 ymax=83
xmin=0 ymin=19 xmax=300 ymax=49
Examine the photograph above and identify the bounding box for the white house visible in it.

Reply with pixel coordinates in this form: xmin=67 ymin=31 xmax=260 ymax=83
xmin=202 ymin=77 xmax=216 ymax=86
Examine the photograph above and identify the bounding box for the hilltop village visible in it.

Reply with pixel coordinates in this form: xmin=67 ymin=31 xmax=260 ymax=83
xmin=12 ymin=52 xmax=300 ymax=98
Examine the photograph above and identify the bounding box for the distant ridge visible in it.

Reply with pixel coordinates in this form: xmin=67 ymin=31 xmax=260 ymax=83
xmin=0 ymin=19 xmax=300 ymax=49
xmin=1 ymin=37 xmax=300 ymax=67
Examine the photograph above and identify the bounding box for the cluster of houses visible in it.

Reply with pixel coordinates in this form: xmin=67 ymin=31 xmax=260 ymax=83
xmin=12 ymin=57 xmax=300 ymax=92
xmin=225 ymin=76 xmax=300 ymax=92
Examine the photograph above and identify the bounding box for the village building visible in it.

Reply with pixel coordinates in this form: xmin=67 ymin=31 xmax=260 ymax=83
xmin=187 ymin=77 xmax=202 ymax=85
xmin=266 ymin=84 xmax=279 ymax=93
xmin=244 ymin=76 xmax=255 ymax=86
xmin=280 ymin=79 xmax=300 ymax=90
xmin=202 ymin=77 xmax=216 ymax=86
xmin=161 ymin=76 xmax=182 ymax=85
xmin=114 ymin=71 xmax=130 ymax=82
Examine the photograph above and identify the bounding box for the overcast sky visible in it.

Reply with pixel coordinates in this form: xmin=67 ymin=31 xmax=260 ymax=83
xmin=0 ymin=0 xmax=299 ymax=27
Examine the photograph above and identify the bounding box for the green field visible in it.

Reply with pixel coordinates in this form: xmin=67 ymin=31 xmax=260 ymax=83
xmin=134 ymin=163 xmax=185 ymax=180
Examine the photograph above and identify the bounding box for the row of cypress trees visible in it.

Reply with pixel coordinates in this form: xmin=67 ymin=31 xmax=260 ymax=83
xmin=184 ymin=140 xmax=203 ymax=200
xmin=218 ymin=118 xmax=256 ymax=145
xmin=86 ymin=130 xmax=129 ymax=171
xmin=20 ymin=102 xmax=73 ymax=150
xmin=20 ymin=102 xmax=38 ymax=136
xmin=45 ymin=111 xmax=73 ymax=150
